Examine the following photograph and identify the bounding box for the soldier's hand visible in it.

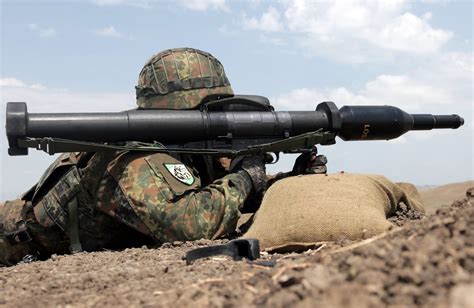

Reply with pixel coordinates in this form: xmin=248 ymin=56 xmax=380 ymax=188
xmin=291 ymin=147 xmax=327 ymax=176
xmin=230 ymin=156 xmax=267 ymax=193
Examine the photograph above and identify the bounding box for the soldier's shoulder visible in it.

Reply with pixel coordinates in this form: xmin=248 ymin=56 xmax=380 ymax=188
xmin=109 ymin=152 xmax=201 ymax=196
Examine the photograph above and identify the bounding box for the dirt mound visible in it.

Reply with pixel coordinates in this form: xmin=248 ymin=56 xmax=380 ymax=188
xmin=419 ymin=181 xmax=473 ymax=213
xmin=1 ymin=193 xmax=473 ymax=307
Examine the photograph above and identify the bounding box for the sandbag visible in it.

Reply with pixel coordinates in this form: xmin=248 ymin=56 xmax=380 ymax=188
xmin=395 ymin=182 xmax=425 ymax=208
xmin=243 ymin=173 xmax=425 ymax=252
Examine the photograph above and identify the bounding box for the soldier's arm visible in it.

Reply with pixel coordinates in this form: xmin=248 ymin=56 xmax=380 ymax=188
xmin=117 ymin=156 xmax=254 ymax=244
xmin=168 ymin=172 xmax=253 ymax=241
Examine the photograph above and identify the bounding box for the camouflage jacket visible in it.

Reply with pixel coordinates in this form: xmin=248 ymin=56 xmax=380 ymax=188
xmin=25 ymin=151 xmax=253 ymax=253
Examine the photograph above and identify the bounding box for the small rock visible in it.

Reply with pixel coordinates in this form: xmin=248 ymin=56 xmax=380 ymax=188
xmin=278 ymin=275 xmax=298 ymax=288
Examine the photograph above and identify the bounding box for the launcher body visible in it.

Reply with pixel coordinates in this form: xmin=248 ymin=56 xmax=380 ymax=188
xmin=5 ymin=95 xmax=464 ymax=157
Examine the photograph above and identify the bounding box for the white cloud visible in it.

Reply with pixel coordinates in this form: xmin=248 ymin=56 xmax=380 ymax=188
xmin=28 ymin=23 xmax=56 ymax=38
xmin=420 ymin=0 xmax=451 ymax=4
xmin=0 ymin=78 xmax=27 ymax=87
xmin=241 ymin=0 xmax=452 ymax=62
xmin=242 ymin=7 xmax=282 ymax=32
xmin=272 ymin=74 xmax=454 ymax=113
xmin=30 ymin=84 xmax=47 ymax=90
xmin=179 ymin=0 xmax=229 ymax=12
xmin=95 ymin=26 xmax=123 ymax=38
xmin=272 ymin=51 xmax=472 ymax=114
xmin=0 ymin=77 xmax=47 ymax=90
xmin=374 ymin=12 xmax=451 ymax=53
xmin=361 ymin=75 xmax=451 ymax=108
xmin=90 ymin=0 xmax=229 ymax=11
xmin=1 ymin=78 xmax=133 ymax=113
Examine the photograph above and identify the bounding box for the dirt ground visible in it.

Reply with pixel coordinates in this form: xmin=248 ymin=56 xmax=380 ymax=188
xmin=419 ymin=181 xmax=474 ymax=214
xmin=1 ymin=189 xmax=473 ymax=307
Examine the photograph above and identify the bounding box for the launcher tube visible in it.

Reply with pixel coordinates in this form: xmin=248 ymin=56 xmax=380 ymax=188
xmin=6 ymin=101 xmax=464 ymax=156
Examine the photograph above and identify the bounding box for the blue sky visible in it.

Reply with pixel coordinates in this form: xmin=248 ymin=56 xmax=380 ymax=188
xmin=1 ymin=0 xmax=473 ymax=200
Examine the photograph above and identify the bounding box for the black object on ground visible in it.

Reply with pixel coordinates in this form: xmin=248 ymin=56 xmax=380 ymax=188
xmin=184 ymin=238 xmax=260 ymax=265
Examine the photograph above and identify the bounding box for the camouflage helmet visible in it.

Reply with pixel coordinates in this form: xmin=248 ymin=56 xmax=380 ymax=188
xmin=136 ymin=48 xmax=234 ymax=109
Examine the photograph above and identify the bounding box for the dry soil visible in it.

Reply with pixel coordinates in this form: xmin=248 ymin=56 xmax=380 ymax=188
xmin=1 ymin=189 xmax=473 ymax=307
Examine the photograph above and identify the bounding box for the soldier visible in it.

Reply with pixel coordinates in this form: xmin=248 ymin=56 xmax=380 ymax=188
xmin=0 ymin=48 xmax=326 ymax=266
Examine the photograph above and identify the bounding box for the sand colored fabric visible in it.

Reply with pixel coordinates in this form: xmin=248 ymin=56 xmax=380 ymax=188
xmin=244 ymin=173 xmax=425 ymax=252
xmin=395 ymin=182 xmax=425 ymax=212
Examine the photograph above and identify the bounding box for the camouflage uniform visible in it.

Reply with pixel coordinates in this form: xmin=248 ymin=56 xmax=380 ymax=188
xmin=0 ymin=48 xmax=261 ymax=266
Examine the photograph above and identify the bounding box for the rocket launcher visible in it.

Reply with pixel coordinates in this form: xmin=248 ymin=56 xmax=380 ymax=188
xmin=5 ymin=95 xmax=464 ymax=158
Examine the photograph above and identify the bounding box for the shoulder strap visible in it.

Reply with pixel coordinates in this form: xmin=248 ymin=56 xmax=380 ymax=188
xmin=70 ymin=151 xmax=118 ymax=253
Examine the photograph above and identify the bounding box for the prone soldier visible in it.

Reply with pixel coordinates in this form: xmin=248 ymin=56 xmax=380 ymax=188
xmin=0 ymin=48 xmax=325 ymax=266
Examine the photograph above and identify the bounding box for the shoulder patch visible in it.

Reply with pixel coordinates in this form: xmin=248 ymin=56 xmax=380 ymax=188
xmin=164 ymin=163 xmax=195 ymax=185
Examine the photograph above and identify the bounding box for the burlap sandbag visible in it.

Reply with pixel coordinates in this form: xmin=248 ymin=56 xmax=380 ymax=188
xmin=244 ymin=173 xmax=425 ymax=252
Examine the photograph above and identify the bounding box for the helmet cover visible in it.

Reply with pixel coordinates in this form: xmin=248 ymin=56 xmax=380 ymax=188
xmin=136 ymin=48 xmax=233 ymax=109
